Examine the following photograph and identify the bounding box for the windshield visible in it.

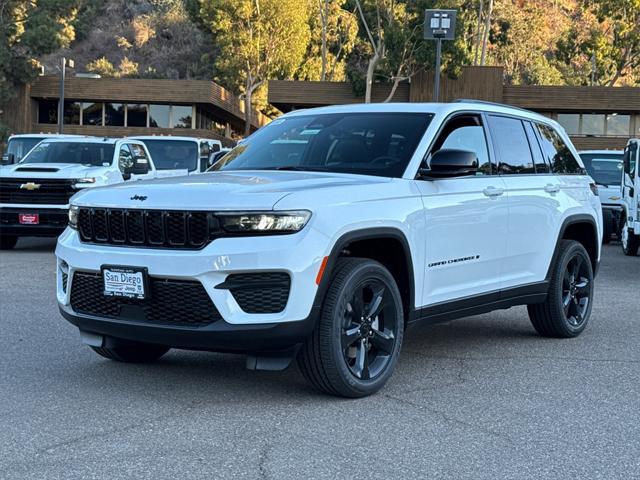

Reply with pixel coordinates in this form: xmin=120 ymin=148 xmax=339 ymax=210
xmin=580 ymin=153 xmax=624 ymax=186
xmin=21 ymin=141 xmax=115 ymax=166
xmin=141 ymin=139 xmax=199 ymax=171
xmin=210 ymin=112 xmax=433 ymax=178
xmin=4 ymin=137 xmax=46 ymax=162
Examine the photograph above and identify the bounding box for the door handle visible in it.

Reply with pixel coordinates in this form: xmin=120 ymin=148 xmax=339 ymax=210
xmin=544 ymin=184 xmax=560 ymax=194
xmin=483 ymin=186 xmax=504 ymax=197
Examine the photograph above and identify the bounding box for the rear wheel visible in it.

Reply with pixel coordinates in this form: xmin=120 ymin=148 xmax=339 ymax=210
xmin=528 ymin=240 xmax=593 ymax=338
xmin=297 ymin=258 xmax=404 ymax=398
xmin=91 ymin=343 xmax=170 ymax=363
xmin=622 ymin=225 xmax=640 ymax=256
xmin=0 ymin=235 xmax=18 ymax=250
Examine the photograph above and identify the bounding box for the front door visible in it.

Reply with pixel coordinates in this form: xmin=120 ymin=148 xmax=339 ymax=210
xmin=414 ymin=113 xmax=508 ymax=306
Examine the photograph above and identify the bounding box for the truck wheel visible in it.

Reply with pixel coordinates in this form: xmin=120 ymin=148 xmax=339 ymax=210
xmin=527 ymin=240 xmax=593 ymax=338
xmin=622 ymin=226 xmax=640 ymax=256
xmin=0 ymin=235 xmax=18 ymax=250
xmin=602 ymin=210 xmax=612 ymax=244
xmin=90 ymin=343 xmax=170 ymax=363
xmin=297 ymin=258 xmax=404 ymax=398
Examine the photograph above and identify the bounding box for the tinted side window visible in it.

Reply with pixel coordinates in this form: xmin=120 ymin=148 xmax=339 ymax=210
xmin=488 ymin=116 xmax=534 ymax=174
xmin=536 ymin=123 xmax=583 ymax=174
xmin=430 ymin=115 xmax=492 ymax=175
xmin=524 ymin=121 xmax=550 ymax=173
xmin=625 ymin=143 xmax=637 ymax=178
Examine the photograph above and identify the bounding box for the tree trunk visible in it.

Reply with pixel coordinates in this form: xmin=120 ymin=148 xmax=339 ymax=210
xmin=474 ymin=0 xmax=484 ymax=66
xmin=244 ymin=91 xmax=253 ymax=137
xmin=365 ymin=48 xmax=381 ymax=103
xmin=383 ymin=77 xmax=401 ymax=103
xmin=320 ymin=0 xmax=328 ymax=81
xmin=480 ymin=0 xmax=493 ymax=66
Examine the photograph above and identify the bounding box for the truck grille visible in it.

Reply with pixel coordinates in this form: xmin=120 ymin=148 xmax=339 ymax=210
xmin=0 ymin=178 xmax=77 ymax=205
xmin=78 ymin=208 xmax=218 ymax=249
xmin=70 ymin=272 xmax=221 ymax=328
xmin=224 ymin=272 xmax=291 ymax=313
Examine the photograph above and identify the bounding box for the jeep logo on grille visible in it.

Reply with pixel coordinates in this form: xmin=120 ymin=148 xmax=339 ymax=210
xmin=130 ymin=195 xmax=147 ymax=201
xmin=20 ymin=182 xmax=41 ymax=191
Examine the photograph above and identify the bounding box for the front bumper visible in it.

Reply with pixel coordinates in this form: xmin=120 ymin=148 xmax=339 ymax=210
xmin=56 ymin=226 xmax=330 ymax=350
xmin=0 ymin=207 xmax=68 ymax=237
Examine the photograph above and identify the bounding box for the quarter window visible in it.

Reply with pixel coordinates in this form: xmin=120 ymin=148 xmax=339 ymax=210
xmin=535 ymin=123 xmax=583 ymax=174
xmin=488 ymin=116 xmax=535 ymax=174
xmin=523 ymin=121 xmax=550 ymax=173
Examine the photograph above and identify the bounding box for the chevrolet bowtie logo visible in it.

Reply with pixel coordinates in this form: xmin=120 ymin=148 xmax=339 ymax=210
xmin=20 ymin=182 xmax=41 ymax=191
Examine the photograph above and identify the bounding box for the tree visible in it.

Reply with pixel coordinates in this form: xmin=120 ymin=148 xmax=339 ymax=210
xmin=199 ymin=0 xmax=311 ymax=134
xmin=298 ymin=0 xmax=358 ymax=81
xmin=0 ymin=0 xmax=80 ymax=139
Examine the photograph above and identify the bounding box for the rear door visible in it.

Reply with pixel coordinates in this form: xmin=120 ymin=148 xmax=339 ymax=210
xmin=487 ymin=115 xmax=564 ymax=289
xmin=414 ymin=112 xmax=509 ymax=305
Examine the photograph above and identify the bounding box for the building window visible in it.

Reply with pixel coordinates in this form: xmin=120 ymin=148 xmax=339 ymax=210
xmin=127 ymin=104 xmax=147 ymax=127
xmin=38 ymin=100 xmax=58 ymax=124
xmin=557 ymin=114 xmax=580 ymax=135
xmin=105 ymin=103 xmax=125 ymax=126
xmin=606 ymin=114 xmax=630 ymax=136
xmin=64 ymin=101 xmax=81 ymax=125
xmin=82 ymin=102 xmax=103 ymax=126
xmin=173 ymin=105 xmax=193 ymax=128
xmin=149 ymin=104 xmax=170 ymax=128
xmin=582 ymin=114 xmax=605 ymax=135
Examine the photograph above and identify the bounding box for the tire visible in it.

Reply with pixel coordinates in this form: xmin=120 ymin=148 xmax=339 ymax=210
xmin=527 ymin=240 xmax=594 ymax=338
xmin=0 ymin=235 xmax=18 ymax=250
xmin=602 ymin=210 xmax=612 ymax=244
xmin=91 ymin=343 xmax=170 ymax=363
xmin=297 ymin=258 xmax=404 ymax=398
xmin=622 ymin=225 xmax=640 ymax=256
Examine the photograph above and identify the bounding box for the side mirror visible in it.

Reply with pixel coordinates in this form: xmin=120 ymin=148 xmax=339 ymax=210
xmin=129 ymin=156 xmax=150 ymax=175
xmin=1 ymin=153 xmax=15 ymax=165
xmin=420 ymin=149 xmax=479 ymax=178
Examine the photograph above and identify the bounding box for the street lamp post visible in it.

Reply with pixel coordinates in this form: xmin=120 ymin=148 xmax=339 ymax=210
xmin=57 ymin=57 xmax=75 ymax=134
xmin=424 ymin=10 xmax=457 ymax=102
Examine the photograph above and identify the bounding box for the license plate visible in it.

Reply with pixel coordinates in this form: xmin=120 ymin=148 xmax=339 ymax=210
xmin=19 ymin=213 xmax=39 ymax=225
xmin=102 ymin=266 xmax=147 ymax=300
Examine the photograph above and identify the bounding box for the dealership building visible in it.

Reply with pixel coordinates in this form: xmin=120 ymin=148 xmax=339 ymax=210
xmin=1 ymin=75 xmax=272 ymax=147
xmin=1 ymin=66 xmax=639 ymax=151
xmin=269 ymin=66 xmax=640 ymax=151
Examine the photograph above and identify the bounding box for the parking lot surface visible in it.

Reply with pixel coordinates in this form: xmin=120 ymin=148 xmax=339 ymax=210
xmin=1 ymin=239 xmax=638 ymax=479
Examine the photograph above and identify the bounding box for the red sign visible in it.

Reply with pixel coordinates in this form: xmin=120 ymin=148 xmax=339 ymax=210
xmin=19 ymin=214 xmax=40 ymax=225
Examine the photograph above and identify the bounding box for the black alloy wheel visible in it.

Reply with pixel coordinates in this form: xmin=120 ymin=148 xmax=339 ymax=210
xmin=341 ymin=279 xmax=399 ymax=381
xmin=561 ymin=254 xmax=591 ymax=328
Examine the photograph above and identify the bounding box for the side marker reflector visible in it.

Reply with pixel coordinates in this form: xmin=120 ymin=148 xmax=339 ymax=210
xmin=316 ymin=256 xmax=329 ymax=285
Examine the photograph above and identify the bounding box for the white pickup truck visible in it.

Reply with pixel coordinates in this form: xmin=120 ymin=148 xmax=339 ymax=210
xmin=129 ymin=136 xmax=223 ymax=174
xmin=0 ymin=136 xmax=167 ymax=249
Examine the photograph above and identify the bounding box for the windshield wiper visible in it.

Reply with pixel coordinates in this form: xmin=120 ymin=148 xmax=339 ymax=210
xmin=264 ymin=166 xmax=329 ymax=172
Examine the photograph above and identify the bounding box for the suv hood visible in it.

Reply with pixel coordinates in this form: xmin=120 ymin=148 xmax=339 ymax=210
xmin=0 ymin=163 xmax=109 ymax=180
xmin=71 ymin=170 xmax=391 ymax=210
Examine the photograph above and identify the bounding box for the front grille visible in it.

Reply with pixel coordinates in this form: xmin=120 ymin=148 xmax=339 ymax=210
xmin=78 ymin=208 xmax=217 ymax=249
xmin=70 ymin=272 xmax=221 ymax=328
xmin=226 ymin=272 xmax=291 ymax=313
xmin=0 ymin=178 xmax=76 ymax=205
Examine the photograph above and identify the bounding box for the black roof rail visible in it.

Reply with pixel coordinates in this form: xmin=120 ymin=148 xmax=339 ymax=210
xmin=453 ymin=99 xmax=536 ymax=115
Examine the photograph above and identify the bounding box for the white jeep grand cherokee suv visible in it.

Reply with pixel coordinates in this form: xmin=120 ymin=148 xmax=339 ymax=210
xmin=56 ymin=101 xmax=602 ymax=397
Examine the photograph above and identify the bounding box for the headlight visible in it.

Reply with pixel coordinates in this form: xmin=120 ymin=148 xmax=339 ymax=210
xmin=218 ymin=211 xmax=311 ymax=234
xmin=68 ymin=205 xmax=79 ymax=230
xmin=73 ymin=177 xmax=96 ymax=189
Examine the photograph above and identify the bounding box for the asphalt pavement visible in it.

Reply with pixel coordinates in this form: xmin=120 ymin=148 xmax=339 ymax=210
xmin=1 ymin=238 xmax=639 ymax=479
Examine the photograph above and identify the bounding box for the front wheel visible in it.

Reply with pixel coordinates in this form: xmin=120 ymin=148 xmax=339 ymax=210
xmin=91 ymin=342 xmax=170 ymax=363
xmin=297 ymin=258 xmax=404 ymax=398
xmin=0 ymin=235 xmax=18 ymax=250
xmin=528 ymin=240 xmax=594 ymax=338
xmin=622 ymin=225 xmax=640 ymax=256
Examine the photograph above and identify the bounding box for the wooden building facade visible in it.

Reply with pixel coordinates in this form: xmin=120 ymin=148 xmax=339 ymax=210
xmin=269 ymin=66 xmax=640 ymax=151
